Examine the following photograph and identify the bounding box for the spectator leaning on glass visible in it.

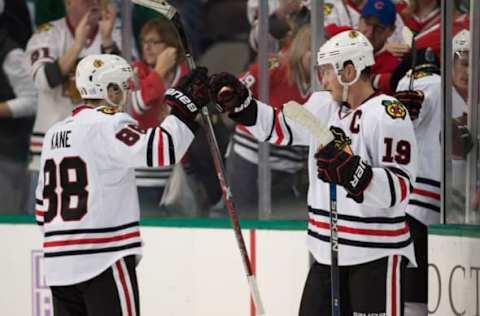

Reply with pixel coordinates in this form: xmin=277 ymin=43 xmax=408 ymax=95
xmin=25 ymin=0 xmax=120 ymax=212
xmin=0 ymin=0 xmax=37 ymax=214
xmin=35 ymin=54 xmax=210 ymax=315
xmin=130 ymin=17 xmax=189 ymax=213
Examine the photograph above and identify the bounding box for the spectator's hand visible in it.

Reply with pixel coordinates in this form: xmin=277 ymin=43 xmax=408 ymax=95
xmin=99 ymin=4 xmax=117 ymax=47
xmin=165 ymin=67 xmax=210 ymax=123
xmin=208 ymin=72 xmax=252 ymax=113
xmin=314 ymin=141 xmax=373 ymax=203
xmin=452 ymin=113 xmax=474 ymax=159
xmin=155 ymin=47 xmax=177 ymax=79
xmin=385 ymin=42 xmax=411 ymax=58
xmin=74 ymin=11 xmax=95 ymax=50
xmin=394 ymin=90 xmax=424 ymax=121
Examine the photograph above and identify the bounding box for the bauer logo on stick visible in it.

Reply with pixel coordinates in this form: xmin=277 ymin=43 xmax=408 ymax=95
xmin=382 ymin=100 xmax=407 ymax=120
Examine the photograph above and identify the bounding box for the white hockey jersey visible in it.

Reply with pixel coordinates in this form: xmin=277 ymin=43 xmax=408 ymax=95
xmin=245 ymin=92 xmax=417 ymax=266
xmin=35 ymin=106 xmax=194 ymax=286
xmin=27 ymin=18 xmax=122 ymax=171
xmin=397 ymin=72 xmax=441 ymax=225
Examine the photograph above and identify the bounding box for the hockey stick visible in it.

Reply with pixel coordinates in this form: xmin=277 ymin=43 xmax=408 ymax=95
xmin=130 ymin=1 xmax=265 ymax=314
xmin=283 ymin=101 xmax=341 ymax=316
xmin=402 ymin=26 xmax=417 ymax=91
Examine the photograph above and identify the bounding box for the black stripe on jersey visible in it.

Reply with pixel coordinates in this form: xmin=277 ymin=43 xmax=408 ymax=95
xmin=146 ymin=128 xmax=156 ymax=167
xmin=409 ymin=199 xmax=440 ymax=212
xmin=161 ymin=127 xmax=176 ymax=164
xmin=387 ymin=166 xmax=411 ymax=182
xmin=265 ymin=109 xmax=277 ymax=142
xmin=36 ymin=199 xmax=43 ymax=205
xmin=36 ymin=221 xmax=44 ymax=226
xmin=385 ymin=169 xmax=396 ymax=207
xmin=32 ymin=132 xmax=45 ymax=137
xmin=309 ymin=207 xmax=406 ymax=224
xmin=44 ymin=242 xmax=142 ymax=258
xmin=416 ymin=177 xmax=440 ymax=187
xmin=29 ymin=150 xmax=41 ymax=156
xmin=45 ymin=221 xmax=140 ymax=237
xmin=308 ymin=230 xmax=413 ymax=249
xmin=280 ymin=111 xmax=293 ymax=146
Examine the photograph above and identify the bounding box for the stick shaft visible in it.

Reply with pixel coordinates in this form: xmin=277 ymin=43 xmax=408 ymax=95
xmin=171 ymin=10 xmax=265 ymax=315
xmin=329 ymin=183 xmax=341 ymax=316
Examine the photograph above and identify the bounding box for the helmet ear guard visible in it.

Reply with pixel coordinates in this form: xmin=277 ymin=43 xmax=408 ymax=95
xmin=75 ymin=54 xmax=134 ymax=107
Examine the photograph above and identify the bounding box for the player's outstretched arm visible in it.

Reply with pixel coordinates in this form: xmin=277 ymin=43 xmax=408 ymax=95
xmin=208 ymin=72 xmax=311 ymax=146
xmin=101 ymin=68 xmax=210 ymax=169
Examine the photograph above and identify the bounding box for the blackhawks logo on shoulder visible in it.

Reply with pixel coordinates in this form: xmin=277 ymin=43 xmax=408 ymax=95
xmin=382 ymin=100 xmax=407 ymax=120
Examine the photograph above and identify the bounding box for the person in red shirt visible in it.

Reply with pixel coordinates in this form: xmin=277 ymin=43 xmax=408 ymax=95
xmin=131 ymin=17 xmax=189 ymax=214
xmin=397 ymin=0 xmax=441 ymax=34
xmin=357 ymin=0 xmax=400 ymax=94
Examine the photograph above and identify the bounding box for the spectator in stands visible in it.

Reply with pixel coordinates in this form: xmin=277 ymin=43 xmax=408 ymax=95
xmin=0 ymin=0 xmax=37 ymax=213
xmin=247 ymin=0 xmax=309 ymax=53
xmin=130 ymin=17 xmax=189 ymax=214
xmin=25 ymin=0 xmax=121 ymax=212
xmin=357 ymin=0 xmax=400 ymax=94
xmin=222 ymin=24 xmax=312 ymax=218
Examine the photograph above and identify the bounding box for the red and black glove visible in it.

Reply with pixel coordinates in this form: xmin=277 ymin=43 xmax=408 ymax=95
xmin=165 ymin=67 xmax=209 ymax=131
xmin=394 ymin=90 xmax=424 ymax=121
xmin=208 ymin=72 xmax=256 ymax=125
xmin=314 ymin=142 xmax=373 ymax=203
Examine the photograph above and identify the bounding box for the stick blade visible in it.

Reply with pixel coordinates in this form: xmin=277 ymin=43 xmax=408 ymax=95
xmin=131 ymin=0 xmax=177 ymax=19
xmin=283 ymin=101 xmax=334 ymax=146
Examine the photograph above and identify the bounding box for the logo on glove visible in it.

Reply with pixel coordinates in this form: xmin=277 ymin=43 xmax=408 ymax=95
xmin=165 ymin=88 xmax=198 ymax=113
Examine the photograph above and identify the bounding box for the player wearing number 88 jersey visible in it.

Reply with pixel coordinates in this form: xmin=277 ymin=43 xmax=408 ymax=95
xmin=35 ymin=54 xmax=209 ymax=315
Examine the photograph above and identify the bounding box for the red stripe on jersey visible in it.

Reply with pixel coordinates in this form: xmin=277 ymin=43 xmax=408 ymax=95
xmin=413 ymin=188 xmax=440 ymax=200
xmin=391 ymin=255 xmax=399 ymax=316
xmin=31 ymin=141 xmax=43 ymax=147
xmin=35 ymin=210 xmax=45 ymax=217
xmin=236 ymin=124 xmax=252 ymax=135
xmin=398 ymin=177 xmax=407 ymax=201
xmin=157 ymin=129 xmax=164 ymax=166
xmin=309 ymin=219 xmax=410 ymax=237
xmin=273 ymin=114 xmax=284 ymax=145
xmin=43 ymin=231 xmax=140 ymax=247
xmin=116 ymin=260 xmax=134 ymax=316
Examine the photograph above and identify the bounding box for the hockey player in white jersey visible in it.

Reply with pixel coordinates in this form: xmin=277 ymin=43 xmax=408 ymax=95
xmin=209 ymin=30 xmax=417 ymax=315
xmin=35 ymin=54 xmax=209 ymax=315
xmin=394 ymin=48 xmax=441 ymax=316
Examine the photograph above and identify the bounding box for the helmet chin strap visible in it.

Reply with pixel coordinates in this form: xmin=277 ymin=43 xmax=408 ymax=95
xmin=337 ymin=69 xmax=361 ymax=103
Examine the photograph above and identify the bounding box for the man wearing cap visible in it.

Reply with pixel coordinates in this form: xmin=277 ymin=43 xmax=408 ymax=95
xmin=358 ymin=0 xmax=400 ymax=94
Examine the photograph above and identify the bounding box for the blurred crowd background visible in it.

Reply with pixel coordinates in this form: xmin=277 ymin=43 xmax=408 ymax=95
xmin=0 ymin=0 xmax=476 ymax=223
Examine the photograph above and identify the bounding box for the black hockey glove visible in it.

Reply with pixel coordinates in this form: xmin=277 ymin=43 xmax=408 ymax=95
xmin=208 ymin=72 xmax=257 ymax=125
xmin=394 ymin=90 xmax=424 ymax=121
xmin=314 ymin=142 xmax=373 ymax=203
xmin=165 ymin=67 xmax=210 ymax=131
xmin=452 ymin=113 xmax=474 ymax=158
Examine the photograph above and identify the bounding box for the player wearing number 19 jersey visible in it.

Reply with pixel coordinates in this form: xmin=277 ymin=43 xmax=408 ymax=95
xmin=35 ymin=54 xmax=209 ymax=315
xmin=209 ymin=30 xmax=417 ymax=315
